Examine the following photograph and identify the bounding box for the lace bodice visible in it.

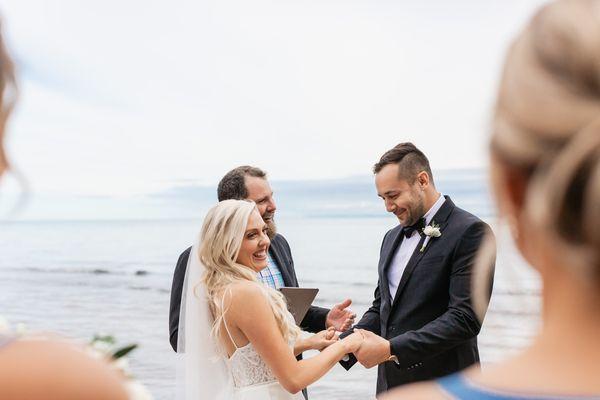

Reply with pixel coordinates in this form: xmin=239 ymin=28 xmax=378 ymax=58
xmin=224 ymin=320 xmax=296 ymax=388
xmin=221 ymin=298 xmax=297 ymax=389
xmin=228 ymin=341 xmax=279 ymax=388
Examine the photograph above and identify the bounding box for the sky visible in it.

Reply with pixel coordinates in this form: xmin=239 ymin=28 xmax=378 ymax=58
xmin=0 ymin=0 xmax=548 ymax=205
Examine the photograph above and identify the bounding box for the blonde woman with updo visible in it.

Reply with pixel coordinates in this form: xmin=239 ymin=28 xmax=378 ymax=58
xmin=382 ymin=0 xmax=600 ymax=399
xmin=178 ymin=199 xmax=364 ymax=399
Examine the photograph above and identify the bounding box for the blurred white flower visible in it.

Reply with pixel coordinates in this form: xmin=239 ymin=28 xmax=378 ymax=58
xmin=87 ymin=335 xmax=151 ymax=399
xmin=0 ymin=316 xmax=10 ymax=334
xmin=91 ymin=340 xmax=113 ymax=355
xmin=15 ymin=323 xmax=28 ymax=336
xmin=114 ymin=357 xmax=131 ymax=376
xmin=84 ymin=346 xmax=107 ymax=361
xmin=126 ymin=380 xmax=154 ymax=400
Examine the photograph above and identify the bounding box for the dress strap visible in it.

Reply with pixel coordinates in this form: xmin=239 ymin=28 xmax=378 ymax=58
xmin=220 ymin=286 xmax=261 ymax=366
xmin=221 ymin=288 xmax=239 ymax=350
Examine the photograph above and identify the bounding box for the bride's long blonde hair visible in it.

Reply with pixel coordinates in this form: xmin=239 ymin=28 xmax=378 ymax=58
xmin=197 ymin=199 xmax=300 ymax=345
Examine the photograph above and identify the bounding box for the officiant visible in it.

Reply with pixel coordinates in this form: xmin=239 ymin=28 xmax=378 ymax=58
xmin=168 ymin=165 xmax=357 ymax=398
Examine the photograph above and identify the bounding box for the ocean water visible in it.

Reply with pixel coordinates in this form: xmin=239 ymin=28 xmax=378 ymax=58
xmin=0 ymin=175 xmax=542 ymax=399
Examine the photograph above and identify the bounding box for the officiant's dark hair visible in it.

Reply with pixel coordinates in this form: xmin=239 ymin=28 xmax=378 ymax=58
xmin=218 ymin=165 xmax=267 ymax=201
xmin=373 ymin=142 xmax=435 ymax=186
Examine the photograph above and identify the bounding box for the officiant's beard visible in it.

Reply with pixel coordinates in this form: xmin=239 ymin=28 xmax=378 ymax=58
xmin=263 ymin=212 xmax=277 ymax=239
xmin=266 ymin=219 xmax=277 ymax=239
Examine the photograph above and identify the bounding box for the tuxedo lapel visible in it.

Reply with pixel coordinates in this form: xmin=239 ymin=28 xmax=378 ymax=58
xmin=391 ymin=196 xmax=456 ymax=308
xmin=269 ymin=242 xmax=296 ymax=287
xmin=430 ymin=195 xmax=454 ymax=227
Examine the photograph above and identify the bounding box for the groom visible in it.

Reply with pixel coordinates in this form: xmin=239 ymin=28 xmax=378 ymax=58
xmin=341 ymin=143 xmax=494 ymax=394
xmin=169 ymin=165 xmax=356 ymax=349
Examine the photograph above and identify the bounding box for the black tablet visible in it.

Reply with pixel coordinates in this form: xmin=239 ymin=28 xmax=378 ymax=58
xmin=279 ymin=287 xmax=319 ymax=325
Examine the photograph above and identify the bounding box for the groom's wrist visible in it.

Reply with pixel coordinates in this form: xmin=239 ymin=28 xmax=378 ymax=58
xmin=385 ymin=340 xmax=399 ymax=364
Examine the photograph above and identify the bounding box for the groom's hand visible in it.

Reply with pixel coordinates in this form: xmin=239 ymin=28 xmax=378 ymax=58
xmin=326 ymin=299 xmax=356 ymax=331
xmin=353 ymin=329 xmax=392 ymax=369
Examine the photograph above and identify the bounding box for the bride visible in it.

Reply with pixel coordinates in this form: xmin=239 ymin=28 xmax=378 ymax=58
xmin=178 ymin=199 xmax=364 ymax=399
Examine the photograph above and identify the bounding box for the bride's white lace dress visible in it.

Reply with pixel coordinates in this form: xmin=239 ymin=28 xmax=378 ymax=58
xmin=178 ymin=243 xmax=305 ymax=400
xmin=227 ymin=341 xmax=304 ymax=400
xmin=224 ymin=315 xmax=304 ymax=400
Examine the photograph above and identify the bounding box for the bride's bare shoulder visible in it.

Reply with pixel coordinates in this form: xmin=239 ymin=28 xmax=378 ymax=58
xmin=220 ymin=282 xmax=274 ymax=324
xmin=379 ymin=382 xmax=448 ymax=400
xmin=224 ymin=281 xmax=270 ymax=308
xmin=227 ymin=280 xmax=264 ymax=296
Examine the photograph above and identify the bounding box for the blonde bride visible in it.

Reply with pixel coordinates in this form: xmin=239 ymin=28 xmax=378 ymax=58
xmin=178 ymin=199 xmax=364 ymax=400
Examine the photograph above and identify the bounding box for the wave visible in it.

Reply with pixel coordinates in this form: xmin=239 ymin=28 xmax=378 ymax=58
xmin=7 ymin=266 xmax=151 ymax=277
xmin=301 ymin=279 xmax=374 ymax=288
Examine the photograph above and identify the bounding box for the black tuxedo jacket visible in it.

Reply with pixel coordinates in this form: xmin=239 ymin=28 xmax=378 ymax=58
xmin=341 ymin=196 xmax=494 ymax=394
xmin=168 ymin=233 xmax=330 ymax=352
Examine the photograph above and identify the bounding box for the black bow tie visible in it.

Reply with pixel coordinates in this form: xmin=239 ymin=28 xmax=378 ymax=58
xmin=403 ymin=217 xmax=426 ymax=238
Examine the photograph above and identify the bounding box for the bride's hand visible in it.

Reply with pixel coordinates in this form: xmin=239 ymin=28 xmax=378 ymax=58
xmin=307 ymin=327 xmax=338 ymax=351
xmin=341 ymin=330 xmax=364 ymax=354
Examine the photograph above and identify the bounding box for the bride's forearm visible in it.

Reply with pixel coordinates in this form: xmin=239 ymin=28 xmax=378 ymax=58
xmin=293 ymin=337 xmax=311 ymax=356
xmin=283 ymin=341 xmax=351 ymax=393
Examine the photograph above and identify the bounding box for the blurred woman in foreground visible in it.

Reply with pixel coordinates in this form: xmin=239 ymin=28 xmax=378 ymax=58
xmin=384 ymin=0 xmax=600 ymax=398
xmin=0 ymin=18 xmax=129 ymax=400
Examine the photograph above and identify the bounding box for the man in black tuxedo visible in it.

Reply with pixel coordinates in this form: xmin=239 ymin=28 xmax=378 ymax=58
xmin=169 ymin=165 xmax=356 ymax=350
xmin=341 ymin=143 xmax=494 ymax=395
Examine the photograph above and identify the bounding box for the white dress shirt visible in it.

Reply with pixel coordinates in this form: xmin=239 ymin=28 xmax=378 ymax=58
xmin=388 ymin=194 xmax=446 ymax=300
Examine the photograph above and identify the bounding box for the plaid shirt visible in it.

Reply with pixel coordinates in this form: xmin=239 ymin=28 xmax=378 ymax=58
xmin=257 ymin=252 xmax=285 ymax=289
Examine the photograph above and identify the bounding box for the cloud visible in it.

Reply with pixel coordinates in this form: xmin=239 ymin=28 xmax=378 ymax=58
xmin=1 ymin=0 xmax=548 ymax=200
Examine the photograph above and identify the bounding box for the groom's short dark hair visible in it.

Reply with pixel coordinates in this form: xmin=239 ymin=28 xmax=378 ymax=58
xmin=217 ymin=166 xmax=267 ymax=201
xmin=373 ymin=142 xmax=435 ymax=186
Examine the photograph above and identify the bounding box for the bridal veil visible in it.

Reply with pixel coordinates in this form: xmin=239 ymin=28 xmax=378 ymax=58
xmin=176 ymin=243 xmax=234 ymax=399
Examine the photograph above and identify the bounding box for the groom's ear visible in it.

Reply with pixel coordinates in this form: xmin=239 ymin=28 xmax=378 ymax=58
xmin=416 ymin=171 xmax=430 ymax=189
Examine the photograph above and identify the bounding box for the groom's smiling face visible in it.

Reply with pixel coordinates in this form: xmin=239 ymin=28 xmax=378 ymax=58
xmin=375 ymin=163 xmax=425 ymax=226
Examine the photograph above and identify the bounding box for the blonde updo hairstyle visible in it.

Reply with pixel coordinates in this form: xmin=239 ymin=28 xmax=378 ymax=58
xmin=198 ymin=199 xmax=300 ymax=346
xmin=491 ymin=0 xmax=600 ymax=282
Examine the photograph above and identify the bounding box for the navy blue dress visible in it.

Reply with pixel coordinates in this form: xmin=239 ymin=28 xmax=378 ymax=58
xmin=437 ymin=373 xmax=600 ymax=400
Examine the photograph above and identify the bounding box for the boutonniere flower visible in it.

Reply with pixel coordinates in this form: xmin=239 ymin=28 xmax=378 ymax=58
xmin=420 ymin=222 xmax=442 ymax=252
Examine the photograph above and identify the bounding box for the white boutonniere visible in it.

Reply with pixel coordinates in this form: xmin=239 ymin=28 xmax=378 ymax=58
xmin=420 ymin=222 xmax=441 ymax=252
